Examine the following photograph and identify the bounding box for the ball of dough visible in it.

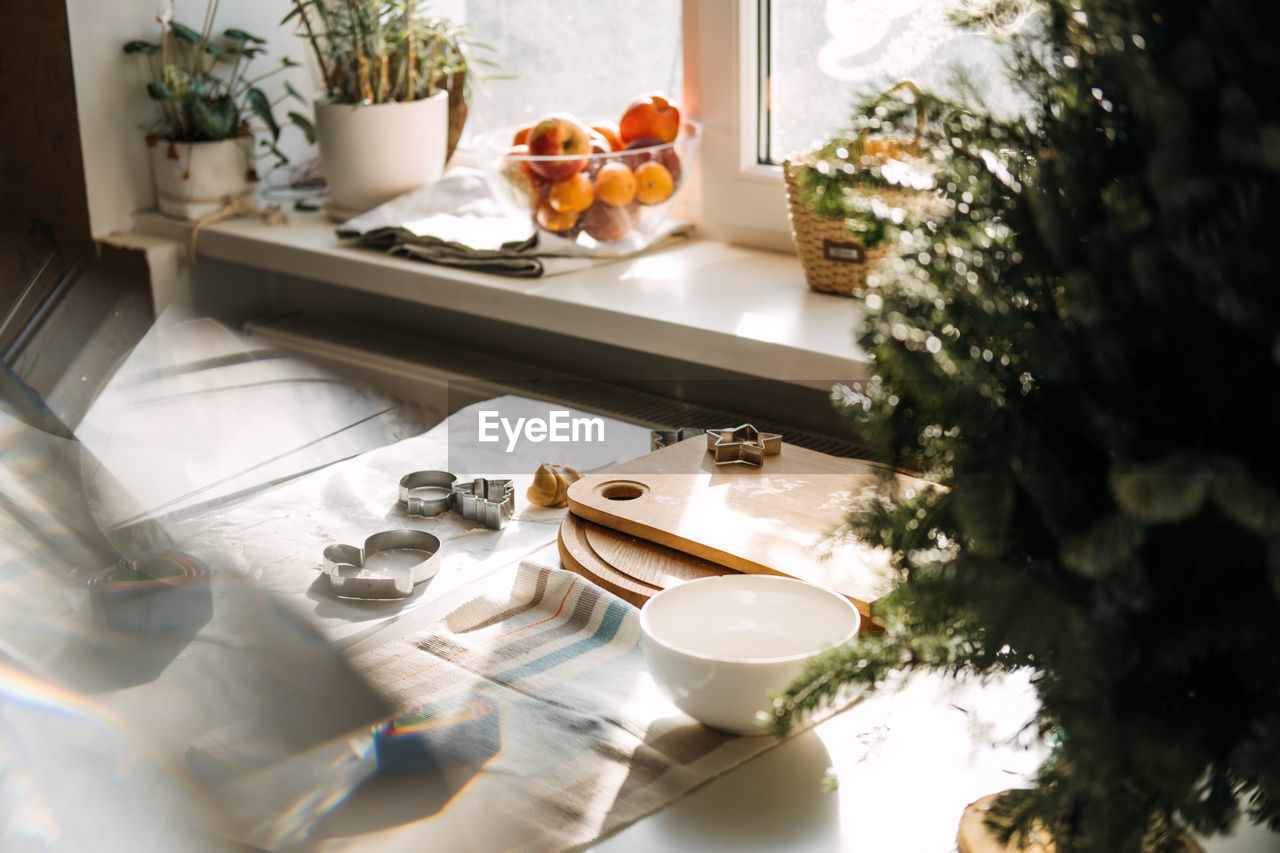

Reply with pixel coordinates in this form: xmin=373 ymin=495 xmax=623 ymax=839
xmin=526 ymin=463 xmax=582 ymax=508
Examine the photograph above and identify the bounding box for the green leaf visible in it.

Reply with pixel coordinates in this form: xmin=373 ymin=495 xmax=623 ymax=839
xmin=1059 ymin=513 xmax=1147 ymax=579
xmin=265 ymin=141 xmax=289 ymax=167
xmin=169 ymin=21 xmax=205 ymax=46
xmin=223 ymin=28 xmax=266 ymax=44
xmin=204 ymin=40 xmax=226 ymax=60
xmin=279 ymin=6 xmax=301 ymax=25
xmin=953 ymin=468 xmax=1015 ymax=556
xmin=123 ymin=40 xmax=162 ymax=55
xmin=1109 ymin=455 xmax=1208 ymax=523
xmin=288 ymin=111 xmax=316 ymax=144
xmin=281 ymin=56 xmax=301 ymax=68
xmin=146 ymin=80 xmax=171 ymax=100
xmin=247 ymin=87 xmax=280 ymax=142
xmin=189 ymin=96 xmax=239 ymax=140
xmin=284 ymin=81 xmax=307 ymax=104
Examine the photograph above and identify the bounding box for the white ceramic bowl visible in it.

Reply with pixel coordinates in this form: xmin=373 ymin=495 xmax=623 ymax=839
xmin=639 ymin=575 xmax=861 ymax=735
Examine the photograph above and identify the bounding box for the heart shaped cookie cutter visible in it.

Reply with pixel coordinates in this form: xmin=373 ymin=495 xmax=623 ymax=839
xmin=322 ymin=529 xmax=442 ymax=600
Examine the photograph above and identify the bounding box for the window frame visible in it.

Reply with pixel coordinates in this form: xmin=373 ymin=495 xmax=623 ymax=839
xmin=682 ymin=0 xmax=794 ymax=253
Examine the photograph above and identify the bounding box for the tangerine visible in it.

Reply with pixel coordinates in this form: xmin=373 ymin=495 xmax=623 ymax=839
xmin=594 ymin=161 xmax=637 ymax=206
xmin=591 ymin=122 xmax=624 ymax=152
xmin=634 ymin=161 xmax=674 ymax=205
xmin=536 ymin=201 xmax=578 ymax=232
xmin=548 ymin=172 xmax=595 ymax=213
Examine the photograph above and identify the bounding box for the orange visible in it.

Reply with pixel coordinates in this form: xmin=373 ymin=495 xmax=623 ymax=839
xmin=594 ymin=161 xmax=637 ymax=206
xmin=591 ymin=122 xmax=624 ymax=152
xmin=536 ymin=200 xmax=578 ymax=232
xmin=633 ymin=161 xmax=674 ymax=205
xmin=548 ymin=172 xmax=594 ymax=213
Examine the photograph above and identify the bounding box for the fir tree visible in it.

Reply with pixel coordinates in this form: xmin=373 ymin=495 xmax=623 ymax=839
xmin=768 ymin=1 xmax=1280 ymax=850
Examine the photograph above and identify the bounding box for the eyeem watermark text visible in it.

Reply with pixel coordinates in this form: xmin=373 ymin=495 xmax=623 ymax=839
xmin=478 ymin=410 xmax=605 ymax=452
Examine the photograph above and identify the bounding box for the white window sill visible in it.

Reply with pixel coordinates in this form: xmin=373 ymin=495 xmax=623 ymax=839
xmin=128 ymin=208 xmax=870 ymax=388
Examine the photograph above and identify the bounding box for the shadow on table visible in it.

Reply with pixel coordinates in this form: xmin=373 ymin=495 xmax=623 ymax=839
xmin=599 ymin=722 xmax=842 ymax=851
xmin=310 ymin=760 xmax=487 ymax=838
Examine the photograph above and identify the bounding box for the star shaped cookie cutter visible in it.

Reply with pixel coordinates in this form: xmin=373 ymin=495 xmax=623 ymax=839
xmin=705 ymin=424 xmax=782 ymax=467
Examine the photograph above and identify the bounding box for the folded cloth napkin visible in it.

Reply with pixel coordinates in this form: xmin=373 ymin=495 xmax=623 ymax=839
xmin=327 ymin=546 xmax=804 ymax=852
xmin=335 ymin=168 xmax=693 ymax=278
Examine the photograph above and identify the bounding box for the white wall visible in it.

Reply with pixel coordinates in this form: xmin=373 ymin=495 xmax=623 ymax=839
xmin=65 ymin=0 xmax=318 ymax=239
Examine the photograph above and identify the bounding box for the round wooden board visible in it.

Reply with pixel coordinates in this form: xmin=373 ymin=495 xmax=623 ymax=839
xmin=581 ymin=517 xmax=732 ymax=588
xmin=558 ymin=514 xmax=729 ymax=607
xmin=957 ymin=792 xmax=1205 ymax=853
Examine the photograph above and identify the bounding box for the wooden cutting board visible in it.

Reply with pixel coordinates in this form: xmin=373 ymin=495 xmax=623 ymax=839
xmin=558 ymin=513 xmax=732 ymax=607
xmin=566 ymin=436 xmax=930 ymax=617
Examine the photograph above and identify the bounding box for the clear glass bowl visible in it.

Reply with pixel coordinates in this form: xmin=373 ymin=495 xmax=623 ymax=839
xmin=473 ymin=120 xmax=701 ymax=254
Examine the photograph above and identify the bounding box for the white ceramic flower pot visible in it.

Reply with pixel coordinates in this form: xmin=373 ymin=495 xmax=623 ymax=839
xmin=315 ymin=91 xmax=449 ymax=221
xmin=148 ymin=136 xmax=256 ymax=220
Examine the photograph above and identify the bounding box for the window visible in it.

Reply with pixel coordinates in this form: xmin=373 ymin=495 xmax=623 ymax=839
xmin=441 ymin=1 xmax=1029 ymax=252
xmin=762 ymin=0 xmax=1032 ymax=165
xmin=688 ymin=0 xmax=1031 ymax=251
xmin=684 ymin=0 xmax=793 ymax=250
xmin=446 ymin=1 xmax=683 ymax=140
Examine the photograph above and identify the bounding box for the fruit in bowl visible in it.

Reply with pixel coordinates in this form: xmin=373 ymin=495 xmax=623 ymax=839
xmin=619 ymin=93 xmax=681 ymax=144
xmin=476 ymin=97 xmax=700 ymax=253
xmin=524 ymin=113 xmax=594 ymax=181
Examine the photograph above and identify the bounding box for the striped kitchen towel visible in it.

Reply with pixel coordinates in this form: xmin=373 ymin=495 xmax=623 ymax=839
xmin=346 ymin=557 xmax=795 ymax=852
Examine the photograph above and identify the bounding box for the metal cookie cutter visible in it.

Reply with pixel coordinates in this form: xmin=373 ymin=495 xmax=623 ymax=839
xmin=452 ymin=478 xmax=515 ymax=530
xmin=651 ymin=427 xmax=705 ymax=451
xmin=399 ymin=470 xmax=458 ymax=517
xmin=706 ymin=424 xmax=783 ymax=467
xmin=322 ymin=529 xmax=442 ymax=600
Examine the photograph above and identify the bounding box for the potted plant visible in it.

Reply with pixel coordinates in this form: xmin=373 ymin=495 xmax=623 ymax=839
xmin=284 ymin=0 xmax=479 ymax=219
xmin=766 ymin=0 xmax=1280 ymax=851
xmin=125 ymin=3 xmax=315 ymax=220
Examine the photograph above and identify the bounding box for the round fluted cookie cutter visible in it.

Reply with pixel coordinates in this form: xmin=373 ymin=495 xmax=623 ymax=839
xmin=398 ymin=470 xmax=458 ymax=517
xmin=322 ymin=529 xmax=442 ymax=600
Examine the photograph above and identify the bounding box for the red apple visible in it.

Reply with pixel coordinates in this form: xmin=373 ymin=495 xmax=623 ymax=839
xmin=622 ymin=137 xmax=662 ymax=170
xmin=581 ymin=200 xmax=638 ymax=243
xmin=619 ymin=94 xmax=681 ymax=144
xmin=526 ymin=113 xmax=593 ymax=181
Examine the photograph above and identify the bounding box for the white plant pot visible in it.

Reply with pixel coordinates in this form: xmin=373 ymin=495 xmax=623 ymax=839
xmin=148 ymin=136 xmax=256 ymax=220
xmin=315 ymin=91 xmax=448 ymax=221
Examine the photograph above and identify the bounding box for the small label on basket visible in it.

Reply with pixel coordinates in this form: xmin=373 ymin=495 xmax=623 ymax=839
xmin=823 ymin=239 xmax=866 ymax=264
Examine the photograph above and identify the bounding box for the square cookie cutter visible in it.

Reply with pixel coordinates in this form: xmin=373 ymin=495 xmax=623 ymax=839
xmin=322 ymin=529 xmax=442 ymax=600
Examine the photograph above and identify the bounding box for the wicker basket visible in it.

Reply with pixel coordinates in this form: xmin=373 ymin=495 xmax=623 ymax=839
xmin=784 ymin=82 xmax=934 ymax=297
xmin=783 ymin=160 xmax=903 ymax=296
